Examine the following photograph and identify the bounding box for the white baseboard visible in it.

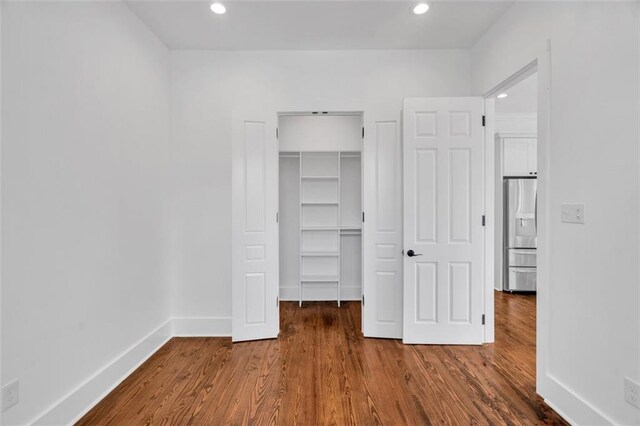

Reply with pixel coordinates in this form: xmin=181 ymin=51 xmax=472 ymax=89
xmin=280 ymin=285 xmax=361 ymax=302
xmin=542 ymin=373 xmax=614 ymax=426
xmin=171 ymin=317 xmax=231 ymax=337
xmin=30 ymin=317 xmax=232 ymax=426
xmin=32 ymin=320 xmax=172 ymax=426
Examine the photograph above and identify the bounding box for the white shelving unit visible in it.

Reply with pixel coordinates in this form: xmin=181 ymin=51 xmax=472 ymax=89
xmin=299 ymin=152 xmax=341 ymax=306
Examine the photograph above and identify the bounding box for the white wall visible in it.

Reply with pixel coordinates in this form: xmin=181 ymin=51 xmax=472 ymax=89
xmin=494 ymin=114 xmax=537 ymax=134
xmin=169 ymin=50 xmax=471 ymax=319
xmin=472 ymin=2 xmax=639 ymax=425
xmin=2 ymin=2 xmax=171 ymax=424
xmin=495 ymin=72 xmax=537 ymax=114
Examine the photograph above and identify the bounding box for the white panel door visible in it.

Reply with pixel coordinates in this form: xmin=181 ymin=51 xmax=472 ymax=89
xmin=402 ymin=98 xmax=485 ymax=345
xmin=232 ymin=109 xmax=279 ymax=342
xmin=362 ymin=108 xmax=403 ymax=339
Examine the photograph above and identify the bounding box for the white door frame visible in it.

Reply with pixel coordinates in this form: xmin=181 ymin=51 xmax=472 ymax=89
xmin=483 ymin=97 xmax=496 ymax=343
xmin=482 ymin=42 xmax=552 ymax=396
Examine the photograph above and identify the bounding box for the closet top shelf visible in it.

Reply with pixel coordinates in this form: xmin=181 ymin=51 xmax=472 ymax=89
xmin=300 ymin=176 xmax=339 ymax=180
xmin=301 ymin=227 xmax=339 ymax=231
xmin=301 ymin=202 xmax=339 ymax=206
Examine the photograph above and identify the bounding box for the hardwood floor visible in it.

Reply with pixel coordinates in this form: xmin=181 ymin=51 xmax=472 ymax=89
xmin=78 ymin=292 xmax=567 ymax=425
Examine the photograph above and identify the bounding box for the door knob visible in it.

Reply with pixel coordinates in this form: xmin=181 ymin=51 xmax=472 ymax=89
xmin=406 ymin=249 xmax=422 ymax=257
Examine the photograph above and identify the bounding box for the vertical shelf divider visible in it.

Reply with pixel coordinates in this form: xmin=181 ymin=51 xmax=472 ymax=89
xmin=299 ymin=151 xmax=303 ymax=307
xmin=337 ymin=152 xmax=341 ymax=307
xmin=299 ymin=151 xmax=341 ymax=307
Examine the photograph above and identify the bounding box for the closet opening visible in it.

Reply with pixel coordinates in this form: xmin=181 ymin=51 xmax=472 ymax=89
xmin=278 ymin=112 xmax=363 ymax=310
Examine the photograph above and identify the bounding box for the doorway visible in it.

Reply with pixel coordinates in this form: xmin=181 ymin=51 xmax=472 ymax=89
xmin=483 ymin=49 xmax=551 ymax=397
xmin=277 ymin=113 xmax=363 ymax=313
xmin=490 ymin=71 xmax=540 ymax=386
xmin=231 ymin=105 xmax=405 ymax=343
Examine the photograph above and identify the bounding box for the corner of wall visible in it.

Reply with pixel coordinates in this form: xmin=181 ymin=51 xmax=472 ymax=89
xmin=31 ymin=320 xmax=172 ymax=426
xmin=171 ymin=317 xmax=232 ymax=337
xmin=27 ymin=315 xmax=235 ymax=425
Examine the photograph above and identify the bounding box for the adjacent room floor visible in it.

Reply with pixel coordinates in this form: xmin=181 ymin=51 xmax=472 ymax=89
xmin=78 ymin=292 xmax=566 ymax=425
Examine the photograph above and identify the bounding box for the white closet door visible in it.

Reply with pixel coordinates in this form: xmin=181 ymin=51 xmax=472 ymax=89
xmin=232 ymin=109 xmax=279 ymax=342
xmin=362 ymin=108 xmax=403 ymax=339
xmin=402 ymin=98 xmax=485 ymax=345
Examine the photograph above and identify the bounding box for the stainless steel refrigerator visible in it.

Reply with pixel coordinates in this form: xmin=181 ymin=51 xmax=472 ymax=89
xmin=504 ymin=177 xmax=537 ymax=292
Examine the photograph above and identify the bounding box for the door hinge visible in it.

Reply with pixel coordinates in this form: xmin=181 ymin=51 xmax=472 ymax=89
xmin=362 ymin=211 xmax=365 ymax=222
xmin=362 ymin=127 xmax=365 ymax=138
xmin=362 ymin=294 xmax=365 ymax=306
xmin=482 ymin=115 xmax=486 ymax=127
xmin=482 ymin=314 xmax=485 ymax=325
xmin=276 ymin=212 xmax=279 ymax=223
xmin=276 ymin=128 xmax=279 ymax=139
xmin=482 ymin=215 xmax=486 ymax=226
xmin=277 ymin=296 xmax=279 ymax=306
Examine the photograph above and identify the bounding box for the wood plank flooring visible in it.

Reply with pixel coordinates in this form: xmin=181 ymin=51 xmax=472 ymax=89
xmin=78 ymin=292 xmax=567 ymax=425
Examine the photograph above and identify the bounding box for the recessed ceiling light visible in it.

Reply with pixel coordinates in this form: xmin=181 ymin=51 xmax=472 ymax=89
xmin=497 ymin=93 xmax=508 ymax=99
xmin=413 ymin=3 xmax=430 ymax=15
xmin=210 ymin=2 xmax=226 ymax=14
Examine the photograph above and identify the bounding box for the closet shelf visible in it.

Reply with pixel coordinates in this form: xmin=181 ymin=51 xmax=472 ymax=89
xmin=301 ymin=251 xmax=339 ymax=257
xmin=301 ymin=176 xmax=339 ymax=180
xmin=301 ymin=275 xmax=339 ymax=282
xmin=301 ymin=227 xmax=339 ymax=231
xmin=301 ymin=202 xmax=339 ymax=206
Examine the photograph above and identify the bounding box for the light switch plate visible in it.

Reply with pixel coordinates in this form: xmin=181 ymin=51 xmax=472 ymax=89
xmin=561 ymin=203 xmax=585 ymax=224
xmin=2 ymin=379 xmax=19 ymax=412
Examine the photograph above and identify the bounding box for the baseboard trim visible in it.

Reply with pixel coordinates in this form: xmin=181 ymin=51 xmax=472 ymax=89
xmin=171 ymin=317 xmax=232 ymax=337
xmin=542 ymin=373 xmax=614 ymax=425
xmin=30 ymin=317 xmax=232 ymax=425
xmin=32 ymin=320 xmax=172 ymax=426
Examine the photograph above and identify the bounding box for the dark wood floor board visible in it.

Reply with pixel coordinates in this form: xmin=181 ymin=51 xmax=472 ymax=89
xmin=78 ymin=292 xmax=568 ymax=426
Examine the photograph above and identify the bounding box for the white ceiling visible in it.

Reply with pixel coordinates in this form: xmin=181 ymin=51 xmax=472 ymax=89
xmin=125 ymin=1 xmax=513 ymax=50
xmin=495 ymin=72 xmax=537 ymax=114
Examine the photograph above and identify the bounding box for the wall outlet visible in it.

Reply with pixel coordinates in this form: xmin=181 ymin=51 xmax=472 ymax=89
xmin=2 ymin=380 xmax=19 ymax=412
xmin=625 ymin=377 xmax=640 ymax=409
xmin=561 ymin=203 xmax=585 ymax=224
